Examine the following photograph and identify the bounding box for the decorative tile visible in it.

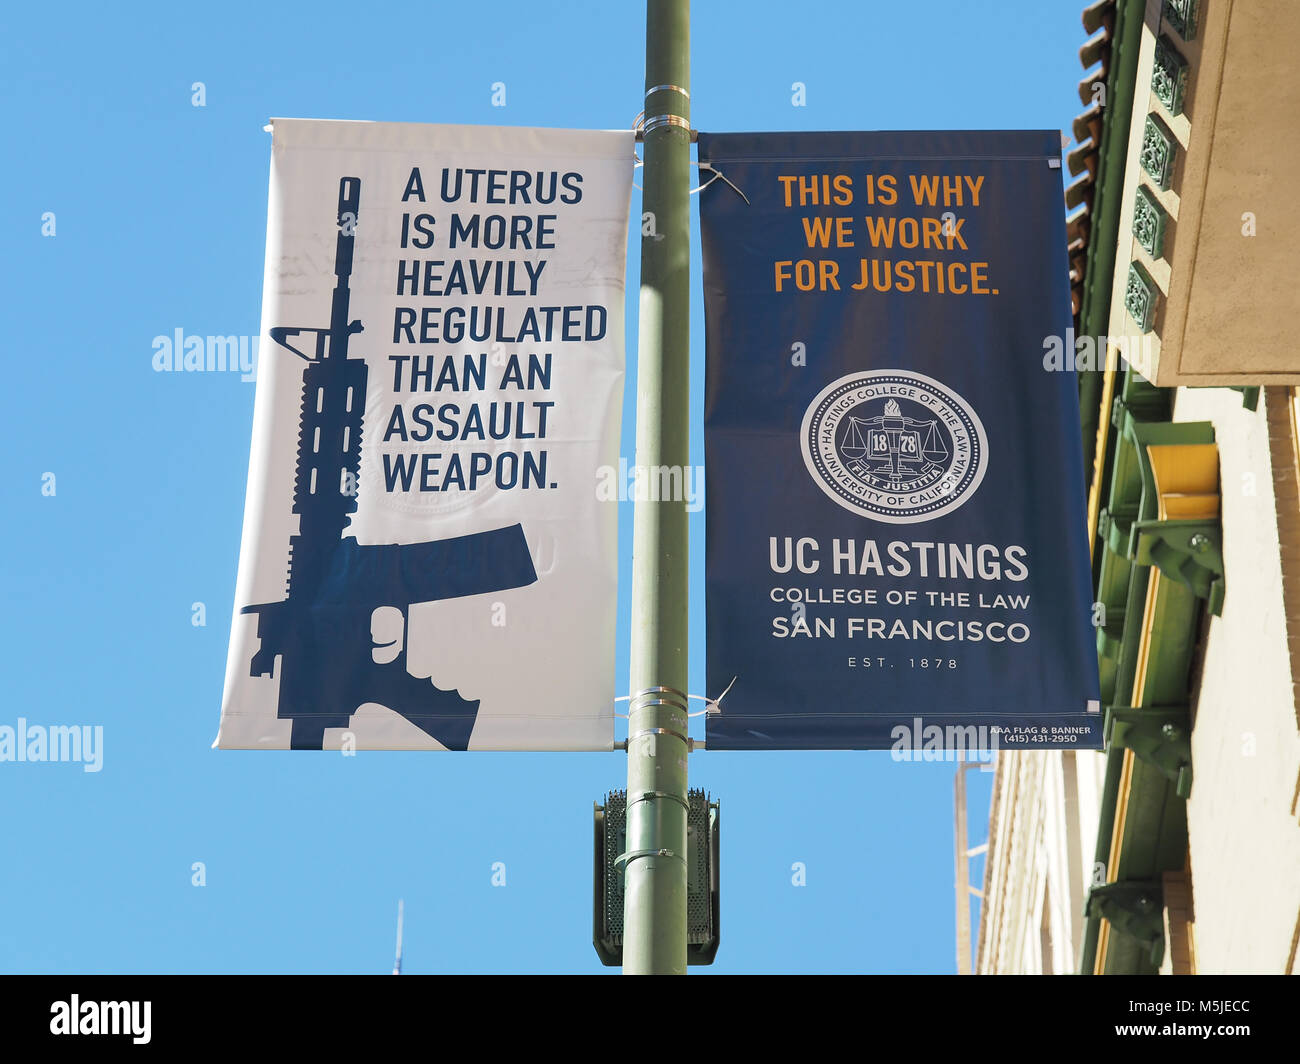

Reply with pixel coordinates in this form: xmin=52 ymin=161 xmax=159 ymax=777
xmin=1163 ymin=0 xmax=1199 ymax=41
xmin=1152 ymin=35 xmax=1189 ymax=116
xmin=1126 ymin=261 xmax=1159 ymax=333
xmin=1132 ymin=185 xmax=1168 ymax=259
xmin=1140 ymin=114 xmax=1177 ymax=190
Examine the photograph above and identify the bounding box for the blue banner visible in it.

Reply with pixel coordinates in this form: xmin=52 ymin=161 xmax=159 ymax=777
xmin=699 ymin=131 xmax=1101 ymax=751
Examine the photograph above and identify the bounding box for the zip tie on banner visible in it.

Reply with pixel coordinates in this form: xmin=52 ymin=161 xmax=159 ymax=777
xmin=695 ymin=163 xmax=749 ymax=203
xmin=613 ymin=676 xmax=735 ymax=719
xmin=688 ymin=675 xmax=735 ymax=717
xmin=615 ymin=684 xmax=687 ymax=718
xmin=630 ymin=159 xmax=748 ymax=202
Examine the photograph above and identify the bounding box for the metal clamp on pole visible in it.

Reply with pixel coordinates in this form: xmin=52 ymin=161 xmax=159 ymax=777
xmin=628 ymin=790 xmax=692 ymax=813
xmin=628 ymin=687 xmax=690 ymax=746
xmin=645 ymin=83 xmax=690 ymax=102
xmin=629 ymin=726 xmax=690 ymax=746
xmin=628 ymin=685 xmax=690 ymax=714
xmin=638 ymin=114 xmax=696 ymax=140
xmin=638 ymin=84 xmax=695 ymax=141
xmin=615 ymin=848 xmax=685 ymax=871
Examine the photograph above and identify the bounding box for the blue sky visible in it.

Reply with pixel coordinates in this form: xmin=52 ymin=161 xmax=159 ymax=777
xmin=0 ymin=0 xmax=1088 ymax=973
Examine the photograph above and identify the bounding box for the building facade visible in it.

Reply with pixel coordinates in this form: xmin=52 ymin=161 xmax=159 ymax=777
xmin=974 ymin=0 xmax=1300 ymax=975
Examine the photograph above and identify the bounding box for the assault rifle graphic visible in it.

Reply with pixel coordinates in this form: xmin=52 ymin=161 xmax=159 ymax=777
xmin=242 ymin=176 xmax=537 ymax=750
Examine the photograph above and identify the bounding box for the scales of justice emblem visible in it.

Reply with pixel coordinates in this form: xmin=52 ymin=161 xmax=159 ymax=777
xmin=839 ymin=397 xmax=949 ymax=493
xmin=801 ymin=369 xmax=989 ymax=524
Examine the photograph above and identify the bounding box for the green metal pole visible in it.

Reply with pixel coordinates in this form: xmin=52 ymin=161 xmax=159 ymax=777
xmin=623 ymin=0 xmax=691 ymax=976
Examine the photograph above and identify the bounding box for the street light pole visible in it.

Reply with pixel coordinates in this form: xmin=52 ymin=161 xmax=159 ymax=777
xmin=623 ymin=0 xmax=692 ymax=976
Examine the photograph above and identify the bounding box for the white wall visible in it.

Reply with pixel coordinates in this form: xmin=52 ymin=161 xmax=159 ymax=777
xmin=1174 ymin=387 xmax=1300 ymax=974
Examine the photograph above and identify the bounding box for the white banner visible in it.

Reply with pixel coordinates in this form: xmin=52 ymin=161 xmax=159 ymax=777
xmin=216 ymin=120 xmax=632 ymax=750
